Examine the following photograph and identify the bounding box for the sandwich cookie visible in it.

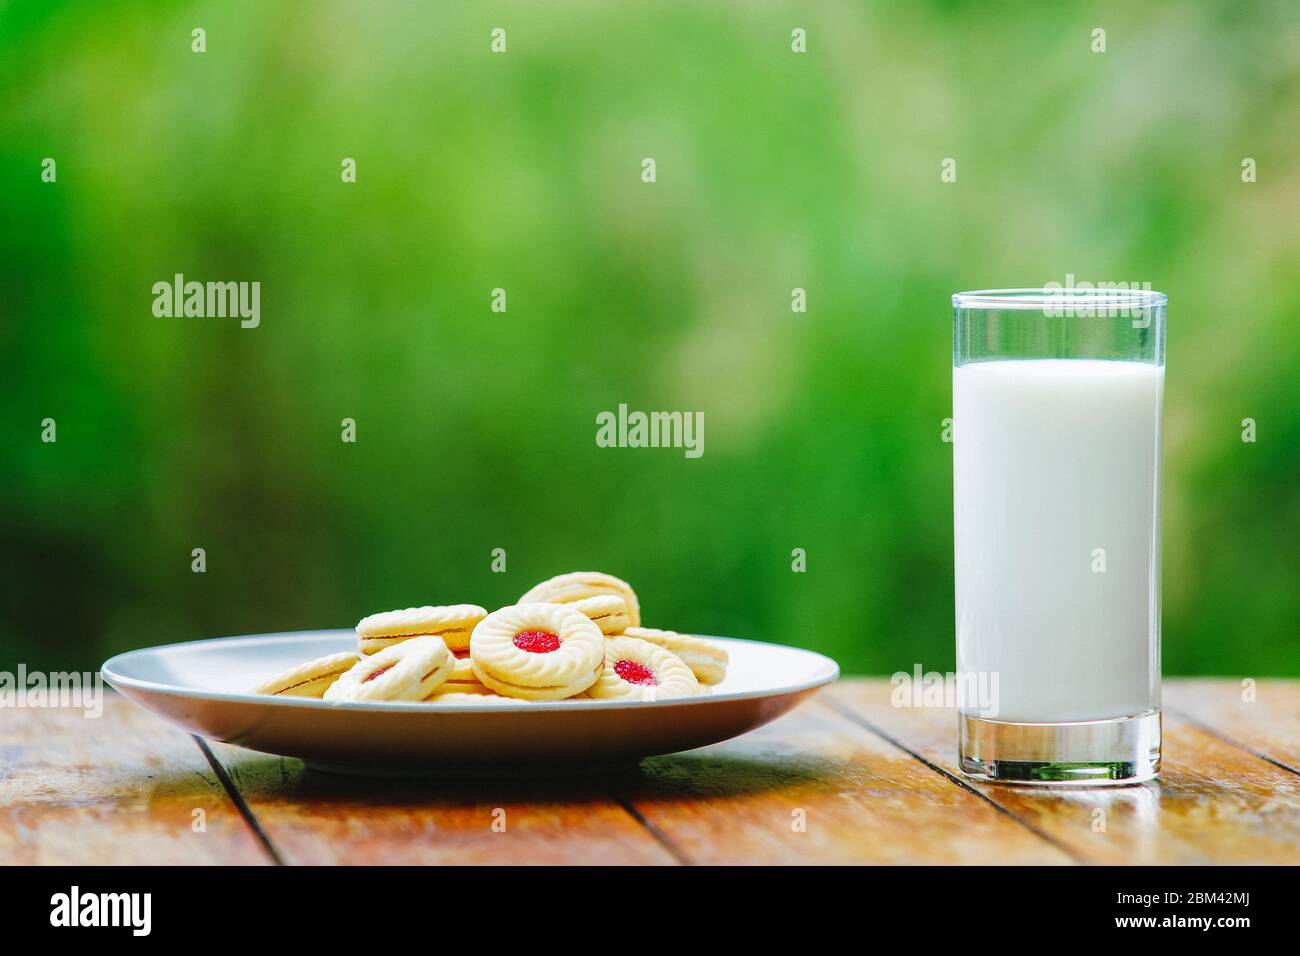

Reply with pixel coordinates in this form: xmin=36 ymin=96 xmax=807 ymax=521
xmin=444 ymin=651 xmax=487 ymax=690
xmin=570 ymin=594 xmax=631 ymax=635
xmin=622 ymin=627 xmax=728 ymax=685
xmin=422 ymin=683 xmax=509 ymax=705
xmin=325 ymin=635 xmax=454 ymax=702
xmin=518 ymin=572 xmax=641 ymax=628
xmin=251 ymin=651 xmax=359 ymax=698
xmin=355 ymin=604 xmax=487 ymax=655
xmin=470 ymin=603 xmax=605 ymax=701
xmin=588 ymin=635 xmax=699 ymax=701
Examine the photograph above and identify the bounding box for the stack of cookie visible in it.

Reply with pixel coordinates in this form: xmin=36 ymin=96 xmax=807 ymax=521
xmin=250 ymin=571 xmax=729 ymax=705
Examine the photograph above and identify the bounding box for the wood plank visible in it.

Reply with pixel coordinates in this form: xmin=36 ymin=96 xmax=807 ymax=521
xmin=1166 ymin=679 xmax=1300 ymax=773
xmin=613 ymin=697 xmax=1074 ymax=864
xmin=0 ymin=692 xmax=269 ymax=865
xmin=830 ymin=679 xmax=1300 ymax=865
xmin=206 ymin=741 xmax=677 ymax=865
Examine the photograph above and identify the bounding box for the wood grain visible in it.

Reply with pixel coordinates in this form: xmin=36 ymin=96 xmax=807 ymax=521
xmin=0 ymin=692 xmax=268 ymax=864
xmin=204 ymin=742 xmax=677 ymax=865
xmin=9 ymin=680 xmax=1298 ymax=865
xmin=1167 ymin=679 xmax=1300 ymax=773
xmin=829 ymin=680 xmax=1300 ymax=865
xmin=611 ymin=699 xmax=1072 ymax=864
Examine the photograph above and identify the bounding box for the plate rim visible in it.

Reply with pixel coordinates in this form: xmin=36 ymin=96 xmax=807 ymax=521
xmin=101 ymin=629 xmax=840 ymax=714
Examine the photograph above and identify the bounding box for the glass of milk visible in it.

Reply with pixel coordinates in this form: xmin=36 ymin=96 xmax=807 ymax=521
xmin=952 ymin=288 xmax=1166 ymax=785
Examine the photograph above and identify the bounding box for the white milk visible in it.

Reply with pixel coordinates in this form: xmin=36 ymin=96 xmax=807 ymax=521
xmin=953 ymin=359 xmax=1162 ymax=723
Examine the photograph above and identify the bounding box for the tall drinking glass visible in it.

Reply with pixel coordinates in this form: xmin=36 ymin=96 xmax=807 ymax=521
xmin=952 ymin=288 xmax=1166 ymax=785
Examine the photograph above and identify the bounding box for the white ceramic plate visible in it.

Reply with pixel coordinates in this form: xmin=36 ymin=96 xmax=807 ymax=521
xmin=102 ymin=630 xmax=839 ymax=776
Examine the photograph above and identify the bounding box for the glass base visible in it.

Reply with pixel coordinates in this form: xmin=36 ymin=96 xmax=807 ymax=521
xmin=959 ymin=710 xmax=1161 ymax=786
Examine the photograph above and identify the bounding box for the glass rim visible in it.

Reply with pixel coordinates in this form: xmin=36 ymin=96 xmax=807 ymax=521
xmin=953 ymin=287 xmax=1168 ymax=310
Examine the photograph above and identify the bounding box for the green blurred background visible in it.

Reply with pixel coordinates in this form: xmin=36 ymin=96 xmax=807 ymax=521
xmin=2 ymin=1 xmax=1297 ymax=676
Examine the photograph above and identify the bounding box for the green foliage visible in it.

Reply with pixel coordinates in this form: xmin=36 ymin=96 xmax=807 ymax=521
xmin=2 ymin=1 xmax=1297 ymax=674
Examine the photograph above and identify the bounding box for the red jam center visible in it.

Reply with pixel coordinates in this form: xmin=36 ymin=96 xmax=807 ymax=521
xmin=364 ymin=663 xmax=396 ymax=683
xmin=514 ymin=630 xmax=561 ymax=654
xmin=614 ymin=659 xmax=657 ymax=686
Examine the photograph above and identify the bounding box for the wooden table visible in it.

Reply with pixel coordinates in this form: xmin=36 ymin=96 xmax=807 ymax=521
xmin=3 ymin=679 xmax=1298 ymax=865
